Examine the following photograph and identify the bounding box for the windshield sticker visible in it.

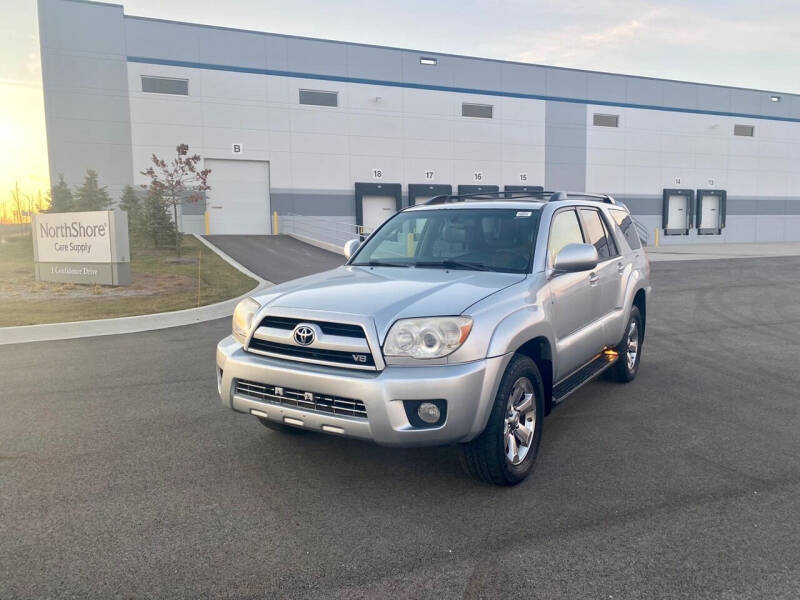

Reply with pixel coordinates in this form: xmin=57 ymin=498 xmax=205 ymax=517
xmin=515 ymin=211 xmax=532 ymax=217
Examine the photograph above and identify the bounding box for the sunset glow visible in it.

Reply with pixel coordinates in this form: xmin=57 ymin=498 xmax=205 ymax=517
xmin=0 ymin=0 xmax=50 ymax=224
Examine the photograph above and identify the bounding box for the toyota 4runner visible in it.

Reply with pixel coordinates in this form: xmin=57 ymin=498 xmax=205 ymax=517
xmin=216 ymin=191 xmax=651 ymax=485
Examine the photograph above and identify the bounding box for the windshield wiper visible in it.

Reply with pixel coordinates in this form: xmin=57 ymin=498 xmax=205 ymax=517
xmin=415 ymin=260 xmax=492 ymax=271
xmin=354 ymin=261 xmax=410 ymax=268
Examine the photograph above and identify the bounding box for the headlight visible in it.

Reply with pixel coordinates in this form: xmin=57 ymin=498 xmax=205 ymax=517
xmin=384 ymin=316 xmax=473 ymax=359
xmin=232 ymin=297 xmax=260 ymax=344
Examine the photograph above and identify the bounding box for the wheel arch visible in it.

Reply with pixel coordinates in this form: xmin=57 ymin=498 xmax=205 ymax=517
xmin=633 ymin=287 xmax=646 ymax=336
xmin=514 ymin=336 xmax=554 ymax=415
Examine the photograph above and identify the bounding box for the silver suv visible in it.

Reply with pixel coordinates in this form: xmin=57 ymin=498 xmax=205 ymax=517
xmin=216 ymin=191 xmax=651 ymax=485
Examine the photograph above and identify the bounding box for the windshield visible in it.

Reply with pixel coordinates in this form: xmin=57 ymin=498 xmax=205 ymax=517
xmin=351 ymin=208 xmax=541 ymax=273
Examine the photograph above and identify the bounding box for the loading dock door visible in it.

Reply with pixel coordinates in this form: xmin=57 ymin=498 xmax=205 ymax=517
xmin=504 ymin=185 xmax=544 ymax=198
xmin=355 ymin=182 xmax=402 ymax=236
xmin=696 ymin=189 xmax=726 ymax=235
xmin=205 ymin=159 xmax=271 ymax=235
xmin=408 ymin=184 xmax=452 ymax=206
xmin=662 ymin=189 xmax=694 ymax=236
xmin=458 ymin=184 xmax=499 ymax=196
xmin=363 ymin=196 xmax=396 ymax=233
xmin=668 ymin=196 xmax=687 ymax=228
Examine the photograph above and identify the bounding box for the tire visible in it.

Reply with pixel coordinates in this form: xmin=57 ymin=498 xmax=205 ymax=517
xmin=258 ymin=417 xmax=307 ymax=434
xmin=608 ymin=305 xmax=643 ymax=383
xmin=459 ymin=355 xmax=545 ymax=486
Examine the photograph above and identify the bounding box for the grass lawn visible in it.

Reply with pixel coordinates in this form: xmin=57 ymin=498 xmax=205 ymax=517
xmin=0 ymin=233 xmax=257 ymax=327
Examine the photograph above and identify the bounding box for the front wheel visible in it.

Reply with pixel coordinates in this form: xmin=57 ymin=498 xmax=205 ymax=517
xmin=459 ymin=355 xmax=544 ymax=486
xmin=608 ymin=305 xmax=643 ymax=383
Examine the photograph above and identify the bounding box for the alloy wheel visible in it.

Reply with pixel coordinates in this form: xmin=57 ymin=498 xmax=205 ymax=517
xmin=504 ymin=377 xmax=536 ymax=466
xmin=626 ymin=320 xmax=639 ymax=371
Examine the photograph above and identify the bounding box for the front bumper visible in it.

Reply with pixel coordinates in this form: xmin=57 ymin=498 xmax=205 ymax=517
xmin=216 ymin=335 xmax=511 ymax=446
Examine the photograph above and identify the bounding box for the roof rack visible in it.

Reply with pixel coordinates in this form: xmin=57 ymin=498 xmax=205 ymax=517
xmin=424 ymin=190 xmax=615 ymax=205
xmin=548 ymin=191 xmax=616 ymax=204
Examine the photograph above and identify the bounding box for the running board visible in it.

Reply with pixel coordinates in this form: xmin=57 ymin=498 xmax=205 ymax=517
xmin=552 ymin=351 xmax=618 ymax=406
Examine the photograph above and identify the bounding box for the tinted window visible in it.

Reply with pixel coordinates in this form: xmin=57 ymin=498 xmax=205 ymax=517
xmin=600 ymin=212 xmax=619 ymax=257
xmin=609 ymin=208 xmax=642 ymax=250
xmin=579 ymin=209 xmax=614 ymax=260
xmin=370 ymin=216 xmax=428 ymax=260
xmin=352 ymin=208 xmax=540 ymax=273
xmin=548 ymin=210 xmax=584 ymax=265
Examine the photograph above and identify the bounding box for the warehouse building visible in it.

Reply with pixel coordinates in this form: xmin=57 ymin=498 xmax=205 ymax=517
xmin=39 ymin=0 xmax=800 ymax=246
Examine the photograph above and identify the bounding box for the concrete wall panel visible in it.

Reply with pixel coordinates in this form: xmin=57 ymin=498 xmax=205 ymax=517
xmin=287 ymin=38 xmax=348 ymax=77
xmin=38 ymin=0 xmax=800 ymax=243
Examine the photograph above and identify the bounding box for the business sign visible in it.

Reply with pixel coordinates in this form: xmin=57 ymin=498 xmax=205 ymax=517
xmin=32 ymin=211 xmax=131 ymax=285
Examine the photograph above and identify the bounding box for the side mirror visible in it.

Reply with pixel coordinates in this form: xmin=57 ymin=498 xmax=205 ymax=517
xmin=343 ymin=238 xmax=361 ymax=260
xmin=552 ymin=243 xmax=599 ymax=274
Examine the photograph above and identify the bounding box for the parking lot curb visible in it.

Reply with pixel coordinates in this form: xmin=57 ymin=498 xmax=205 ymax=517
xmin=0 ymin=236 xmax=272 ymax=346
xmin=646 ymin=241 xmax=800 ymax=262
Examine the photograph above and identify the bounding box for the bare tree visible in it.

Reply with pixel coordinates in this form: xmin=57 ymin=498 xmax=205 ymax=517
xmin=140 ymin=144 xmax=211 ymax=255
xmin=10 ymin=181 xmax=30 ymax=235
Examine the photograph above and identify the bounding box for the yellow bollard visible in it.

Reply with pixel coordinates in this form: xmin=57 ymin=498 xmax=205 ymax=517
xmin=273 ymin=211 xmax=279 ymax=234
xmin=654 ymin=228 xmax=659 ymax=247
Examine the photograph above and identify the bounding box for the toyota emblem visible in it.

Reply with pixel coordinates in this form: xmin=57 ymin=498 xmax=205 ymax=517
xmin=293 ymin=324 xmax=315 ymax=346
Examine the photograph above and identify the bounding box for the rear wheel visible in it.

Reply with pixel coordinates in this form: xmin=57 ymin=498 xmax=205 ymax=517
xmin=608 ymin=306 xmax=643 ymax=383
xmin=460 ymin=355 xmax=544 ymax=486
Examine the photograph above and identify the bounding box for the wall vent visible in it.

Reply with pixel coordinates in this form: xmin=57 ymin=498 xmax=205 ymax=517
xmin=141 ymin=76 xmax=188 ymax=95
xmin=593 ymin=113 xmax=619 ymax=127
xmin=462 ymin=103 xmax=493 ymax=119
xmin=733 ymin=124 xmax=755 ymax=137
xmin=299 ymin=89 xmax=338 ymax=107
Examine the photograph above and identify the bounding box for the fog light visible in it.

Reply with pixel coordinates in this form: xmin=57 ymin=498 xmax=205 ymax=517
xmin=417 ymin=402 xmax=441 ymax=424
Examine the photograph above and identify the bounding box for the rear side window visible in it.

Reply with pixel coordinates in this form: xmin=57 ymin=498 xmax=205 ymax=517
xmin=579 ymin=208 xmax=615 ymax=260
xmin=548 ymin=209 xmax=584 ymax=265
xmin=609 ymin=208 xmax=642 ymax=250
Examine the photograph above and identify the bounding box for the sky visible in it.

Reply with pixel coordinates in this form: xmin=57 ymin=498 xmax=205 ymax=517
xmin=1 ymin=0 xmax=799 ymax=217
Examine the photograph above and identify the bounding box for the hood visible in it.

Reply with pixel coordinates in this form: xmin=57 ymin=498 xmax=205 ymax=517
xmin=252 ymin=265 xmax=525 ymax=337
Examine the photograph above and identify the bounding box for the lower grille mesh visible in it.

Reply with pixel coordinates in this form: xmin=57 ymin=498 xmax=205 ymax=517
xmin=235 ymin=379 xmax=368 ymax=419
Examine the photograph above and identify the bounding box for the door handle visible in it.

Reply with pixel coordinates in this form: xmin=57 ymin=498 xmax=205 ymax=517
xmin=589 ymin=272 xmax=599 ymax=286
xmin=617 ymin=262 xmax=625 ymax=274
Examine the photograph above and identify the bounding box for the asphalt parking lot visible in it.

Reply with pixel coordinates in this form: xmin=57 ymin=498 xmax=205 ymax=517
xmin=2 ymin=249 xmax=800 ymax=599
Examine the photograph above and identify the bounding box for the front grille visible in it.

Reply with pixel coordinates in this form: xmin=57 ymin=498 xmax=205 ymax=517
xmin=247 ymin=338 xmax=375 ymax=368
xmin=259 ymin=316 xmax=365 ymax=339
xmin=235 ymin=379 xmax=367 ymax=419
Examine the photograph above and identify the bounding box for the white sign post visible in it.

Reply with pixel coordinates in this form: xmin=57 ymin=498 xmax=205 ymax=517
xmin=32 ymin=210 xmax=131 ymax=285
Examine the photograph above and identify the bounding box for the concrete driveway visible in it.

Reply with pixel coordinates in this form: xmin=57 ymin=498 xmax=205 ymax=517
xmin=204 ymin=234 xmax=344 ymax=283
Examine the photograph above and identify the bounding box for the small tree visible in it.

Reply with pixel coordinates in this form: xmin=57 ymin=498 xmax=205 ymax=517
xmin=143 ymin=187 xmax=177 ymax=248
xmin=118 ymin=185 xmax=145 ymax=244
xmin=74 ymin=170 xmax=112 ymax=211
xmin=141 ymin=144 xmax=211 ymax=255
xmin=10 ymin=181 xmax=25 ymax=224
xmin=46 ymin=175 xmax=74 ymax=213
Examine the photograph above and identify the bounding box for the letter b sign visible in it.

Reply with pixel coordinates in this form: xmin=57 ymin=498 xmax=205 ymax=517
xmin=231 ymin=143 xmax=242 ymax=155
